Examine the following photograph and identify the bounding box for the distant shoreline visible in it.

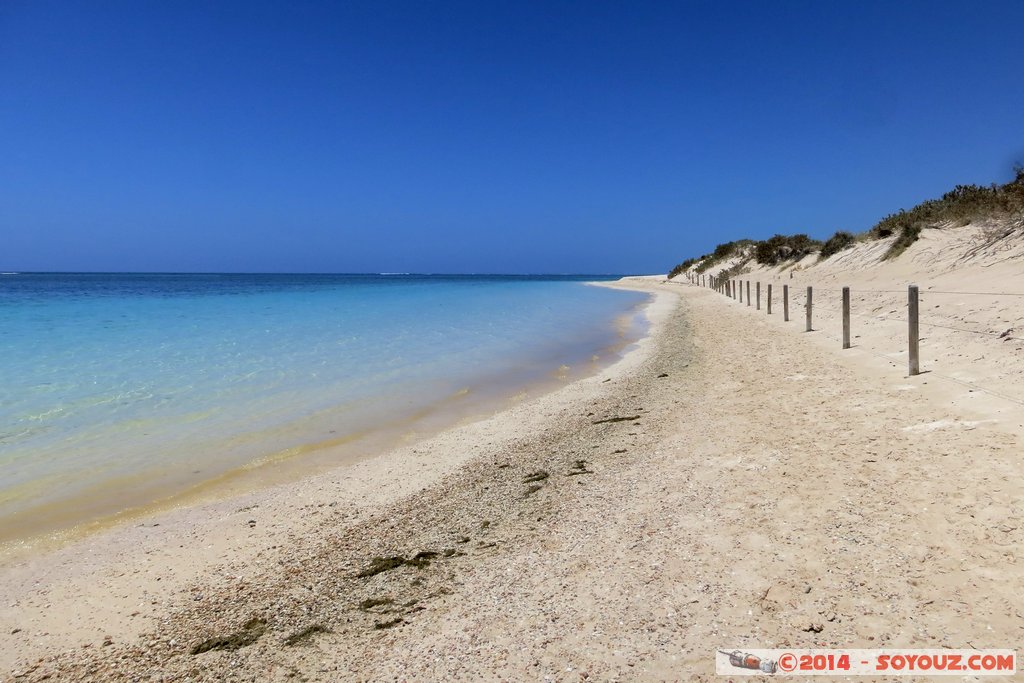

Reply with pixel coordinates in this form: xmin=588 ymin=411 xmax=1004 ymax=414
xmin=0 ymin=275 xmax=651 ymax=557
xmin=0 ymin=280 xmax=673 ymax=676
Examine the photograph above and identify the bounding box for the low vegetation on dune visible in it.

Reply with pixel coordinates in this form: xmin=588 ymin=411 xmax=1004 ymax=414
xmin=680 ymin=240 xmax=754 ymax=276
xmin=669 ymin=167 xmax=1024 ymax=276
xmin=753 ymin=234 xmax=820 ymax=266
xmin=818 ymin=230 xmax=857 ymax=260
xmin=667 ymin=258 xmax=697 ymax=279
xmin=871 ymin=169 xmax=1024 ymax=259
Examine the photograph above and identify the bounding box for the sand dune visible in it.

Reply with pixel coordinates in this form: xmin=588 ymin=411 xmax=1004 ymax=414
xmin=680 ymin=221 xmax=1024 ymax=420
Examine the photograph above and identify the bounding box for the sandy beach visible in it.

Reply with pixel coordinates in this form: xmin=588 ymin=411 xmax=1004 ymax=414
xmin=5 ymin=2 xmax=1022 ymax=680
xmin=4 ymin=229 xmax=1024 ymax=680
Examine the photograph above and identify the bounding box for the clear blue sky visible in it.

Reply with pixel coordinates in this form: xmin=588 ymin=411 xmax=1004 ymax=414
xmin=2 ymin=1 xmax=1022 ymax=274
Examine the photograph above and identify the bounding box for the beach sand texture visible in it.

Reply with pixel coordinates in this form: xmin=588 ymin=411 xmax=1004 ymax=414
xmin=3 ymin=223 xmax=1024 ymax=680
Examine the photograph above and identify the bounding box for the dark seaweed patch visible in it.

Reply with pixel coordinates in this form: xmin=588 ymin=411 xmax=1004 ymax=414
xmin=191 ymin=618 xmax=267 ymax=655
xmin=357 ymin=556 xmax=406 ymax=578
xmin=283 ymin=624 xmax=327 ymax=647
xmin=358 ymin=597 xmax=394 ymax=611
xmin=374 ymin=617 xmax=404 ymax=630
xmin=567 ymin=459 xmax=594 ymax=475
xmin=591 ymin=415 xmax=639 ymax=425
xmin=522 ymin=470 xmax=549 ymax=483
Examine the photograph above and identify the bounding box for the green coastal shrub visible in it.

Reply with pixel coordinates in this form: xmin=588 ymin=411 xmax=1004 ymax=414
xmin=667 ymin=257 xmax=696 ymax=278
xmin=875 ymin=167 xmax=1024 ymax=259
xmin=883 ymin=224 xmax=924 ymax=260
xmin=753 ymin=234 xmax=820 ymax=265
xmin=819 ymin=231 xmax=856 ymax=260
xmin=693 ymin=240 xmax=751 ymax=274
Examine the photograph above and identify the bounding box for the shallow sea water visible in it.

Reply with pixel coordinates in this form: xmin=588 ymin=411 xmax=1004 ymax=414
xmin=0 ymin=273 xmax=647 ymax=545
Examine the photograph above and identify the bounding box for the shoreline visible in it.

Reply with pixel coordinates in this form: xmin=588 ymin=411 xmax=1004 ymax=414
xmin=0 ymin=282 xmax=675 ymax=675
xmin=6 ymin=275 xmax=1023 ymax=680
xmin=0 ymin=284 xmax=650 ymax=560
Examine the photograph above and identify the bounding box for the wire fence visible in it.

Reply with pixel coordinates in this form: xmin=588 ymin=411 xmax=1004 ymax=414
xmin=670 ymin=271 xmax=1023 ymax=404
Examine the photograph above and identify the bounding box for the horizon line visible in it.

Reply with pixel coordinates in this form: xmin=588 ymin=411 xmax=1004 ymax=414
xmin=1 ymin=270 xmax=642 ymax=277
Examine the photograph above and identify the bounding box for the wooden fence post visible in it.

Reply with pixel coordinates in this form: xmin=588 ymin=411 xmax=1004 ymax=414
xmin=739 ymin=280 xmax=744 ymax=303
xmin=767 ymin=284 xmax=772 ymax=314
xmin=783 ymin=285 xmax=789 ymax=321
xmin=908 ymin=284 xmax=920 ymax=375
xmin=746 ymin=280 xmax=751 ymax=306
xmin=805 ymin=286 xmax=813 ymax=332
xmin=842 ymin=286 xmax=851 ymax=349
xmin=756 ymin=282 xmax=761 ymax=310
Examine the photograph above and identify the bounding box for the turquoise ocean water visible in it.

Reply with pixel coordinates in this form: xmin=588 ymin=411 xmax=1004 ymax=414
xmin=0 ymin=273 xmax=647 ymax=545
